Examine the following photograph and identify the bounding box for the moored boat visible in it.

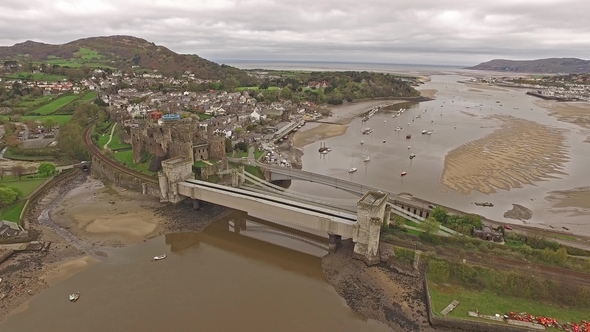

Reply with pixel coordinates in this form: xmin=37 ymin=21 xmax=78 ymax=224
xmin=153 ymin=254 xmax=167 ymax=261
xmin=364 ymin=156 xmax=370 ymax=162
xmin=348 ymin=167 xmax=358 ymax=173
xmin=400 ymin=171 xmax=407 ymax=176
xmin=69 ymin=292 xmax=80 ymax=302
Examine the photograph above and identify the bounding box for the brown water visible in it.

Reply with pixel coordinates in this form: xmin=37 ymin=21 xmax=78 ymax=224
xmin=0 ymin=212 xmax=392 ymax=332
xmin=291 ymin=74 xmax=590 ymax=229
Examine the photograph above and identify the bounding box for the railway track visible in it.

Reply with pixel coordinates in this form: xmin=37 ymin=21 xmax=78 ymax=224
xmin=83 ymin=124 xmax=158 ymax=184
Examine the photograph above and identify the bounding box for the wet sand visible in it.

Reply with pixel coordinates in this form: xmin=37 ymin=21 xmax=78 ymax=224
xmin=537 ymin=100 xmax=590 ymax=137
xmin=418 ymin=89 xmax=438 ymax=99
xmin=49 ymin=178 xmax=163 ymax=247
xmin=293 ymin=100 xmax=407 ymax=148
xmin=503 ymin=204 xmax=533 ymax=220
xmin=546 ymin=187 xmax=590 ymax=210
xmin=441 ymin=115 xmax=569 ymax=195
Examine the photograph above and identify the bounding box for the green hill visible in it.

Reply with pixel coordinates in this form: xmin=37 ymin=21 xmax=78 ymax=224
xmin=466 ymin=58 xmax=590 ymax=74
xmin=0 ymin=35 xmax=255 ymax=85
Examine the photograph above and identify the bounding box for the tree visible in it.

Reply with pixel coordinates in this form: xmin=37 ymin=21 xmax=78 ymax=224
xmin=420 ymin=217 xmax=441 ymax=235
xmin=225 ymin=138 xmax=233 ymax=153
xmin=0 ymin=187 xmax=18 ymax=208
xmin=44 ymin=118 xmax=57 ymax=130
xmin=11 ymin=165 xmax=25 ymax=180
xmin=38 ymin=162 xmax=56 ymax=176
xmin=235 ymin=142 xmax=248 ymax=153
xmin=57 ymin=123 xmax=89 ymax=161
xmin=431 ymin=206 xmax=449 ymax=224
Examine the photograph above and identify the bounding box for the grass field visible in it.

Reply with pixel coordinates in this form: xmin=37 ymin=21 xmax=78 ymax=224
xmin=112 ymin=150 xmax=153 ymax=174
xmin=17 ymin=96 xmax=53 ymax=109
xmin=76 ymin=48 xmax=102 ymax=60
xmin=427 ymin=280 xmax=589 ymax=325
xmin=0 ymin=115 xmax=72 ymax=126
xmin=108 ymin=126 xmax=132 ymax=150
xmin=1 ymin=177 xmax=49 ymax=197
xmin=0 ymin=200 xmax=26 ymax=224
xmin=2 ymin=149 xmax=54 ymax=161
xmin=3 ymin=72 xmax=67 ymax=81
xmin=81 ymin=91 xmax=97 ymax=101
xmin=30 ymin=94 xmax=79 ymax=115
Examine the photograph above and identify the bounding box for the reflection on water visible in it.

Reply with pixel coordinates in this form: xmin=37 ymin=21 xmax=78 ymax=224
xmin=0 ymin=212 xmax=391 ymax=332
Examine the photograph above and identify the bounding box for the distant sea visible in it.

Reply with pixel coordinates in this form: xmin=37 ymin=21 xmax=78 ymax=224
xmin=217 ymin=60 xmax=468 ymax=75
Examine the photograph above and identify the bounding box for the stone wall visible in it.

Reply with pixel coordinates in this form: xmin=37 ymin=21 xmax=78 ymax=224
xmin=91 ymin=155 xmax=161 ymax=198
xmin=353 ymin=191 xmax=389 ymax=265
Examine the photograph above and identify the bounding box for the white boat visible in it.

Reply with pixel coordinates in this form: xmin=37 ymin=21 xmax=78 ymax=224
xmin=69 ymin=292 xmax=80 ymax=302
xmin=383 ymin=120 xmax=387 ymax=123
xmin=320 ymin=150 xmax=329 ymax=155
xmin=348 ymin=167 xmax=358 ymax=173
xmin=364 ymin=156 xmax=370 ymax=162
xmin=427 ymin=130 xmax=433 ymax=135
xmin=409 ymin=153 xmax=416 ymax=160
xmin=360 ymin=140 xmax=364 ymax=145
xmin=153 ymin=254 xmax=167 ymax=261
xmin=422 ymin=130 xmax=428 ymax=134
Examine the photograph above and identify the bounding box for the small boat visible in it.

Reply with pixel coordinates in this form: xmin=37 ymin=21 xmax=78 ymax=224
xmin=348 ymin=167 xmax=358 ymax=173
xmin=384 ymin=120 xmax=387 ymax=123
xmin=422 ymin=130 xmax=428 ymax=134
xmin=406 ymin=134 xmax=412 ymax=139
xmin=320 ymin=150 xmax=329 ymax=155
xmin=426 ymin=130 xmax=433 ymax=135
xmin=382 ymin=140 xmax=386 ymax=143
xmin=69 ymin=292 xmax=80 ymax=302
xmin=407 ymin=145 xmax=411 ymax=149
xmin=401 ymin=171 xmax=407 ymax=176
xmin=327 ymin=148 xmax=332 ymax=152
xmin=153 ymin=254 xmax=167 ymax=261
xmin=409 ymin=153 xmax=416 ymax=159
xmin=473 ymin=202 xmax=494 ymax=207
xmin=360 ymin=140 xmax=364 ymax=145
xmin=364 ymin=156 xmax=370 ymax=162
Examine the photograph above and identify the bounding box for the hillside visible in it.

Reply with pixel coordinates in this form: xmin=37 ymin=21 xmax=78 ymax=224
xmin=0 ymin=35 xmax=255 ymax=85
xmin=466 ymin=58 xmax=590 ymax=74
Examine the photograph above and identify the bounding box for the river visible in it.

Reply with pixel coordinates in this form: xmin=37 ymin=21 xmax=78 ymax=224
xmin=290 ymin=74 xmax=590 ymax=230
xmin=0 ymin=212 xmax=391 ymax=332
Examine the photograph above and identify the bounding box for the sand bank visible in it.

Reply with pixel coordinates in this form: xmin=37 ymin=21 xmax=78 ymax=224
xmin=537 ymin=100 xmax=590 ymax=133
xmin=293 ymin=100 xmax=407 ymax=148
xmin=546 ymin=187 xmax=590 ymax=210
xmin=40 ymin=255 xmax=97 ymax=287
xmin=418 ymin=89 xmax=438 ymax=99
xmin=49 ymin=177 xmax=163 ymax=247
xmin=441 ymin=115 xmax=569 ymax=195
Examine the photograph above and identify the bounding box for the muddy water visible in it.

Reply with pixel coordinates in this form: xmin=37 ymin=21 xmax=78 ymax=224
xmin=290 ymin=74 xmax=590 ymax=229
xmin=0 ymin=212 xmax=391 ymax=332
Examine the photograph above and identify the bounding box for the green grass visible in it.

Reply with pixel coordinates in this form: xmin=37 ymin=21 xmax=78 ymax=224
xmin=30 ymin=94 xmax=79 ymax=115
xmin=197 ymin=113 xmax=212 ymax=120
xmin=108 ymin=125 xmax=131 ymax=150
xmin=244 ymin=165 xmax=264 ymax=179
xmin=427 ymin=280 xmax=589 ymax=325
xmin=81 ymin=91 xmax=97 ymax=101
xmin=0 ymin=177 xmax=49 ymax=197
xmin=112 ymin=150 xmax=153 ymax=175
xmin=0 ymin=200 xmax=26 ymax=224
xmin=96 ymin=132 xmax=110 ymax=149
xmin=17 ymin=96 xmax=53 ymax=108
xmin=0 ymin=115 xmax=72 ymax=126
xmin=254 ymin=149 xmax=264 ymax=160
xmin=76 ymin=47 xmax=103 ymax=60
xmin=3 ymin=72 xmax=67 ymax=81
xmin=2 ymin=149 xmax=54 ymax=161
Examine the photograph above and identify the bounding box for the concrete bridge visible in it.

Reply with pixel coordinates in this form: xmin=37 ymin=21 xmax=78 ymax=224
xmin=158 ymin=157 xmax=390 ymax=264
xmin=260 ymin=164 xmax=437 ymax=220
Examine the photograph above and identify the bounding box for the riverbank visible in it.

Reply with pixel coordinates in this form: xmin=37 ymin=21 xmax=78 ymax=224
xmin=322 ymin=240 xmax=445 ymax=332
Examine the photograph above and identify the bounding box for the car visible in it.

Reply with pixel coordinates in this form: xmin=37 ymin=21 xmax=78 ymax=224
xmin=503 ymin=225 xmax=513 ymax=230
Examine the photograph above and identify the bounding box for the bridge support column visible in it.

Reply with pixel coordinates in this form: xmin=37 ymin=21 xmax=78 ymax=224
xmin=353 ymin=191 xmax=389 ymax=266
xmin=328 ymin=233 xmax=342 ymax=253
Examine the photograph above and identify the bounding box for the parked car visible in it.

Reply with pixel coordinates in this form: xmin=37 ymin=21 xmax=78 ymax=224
xmin=503 ymin=225 xmax=513 ymax=230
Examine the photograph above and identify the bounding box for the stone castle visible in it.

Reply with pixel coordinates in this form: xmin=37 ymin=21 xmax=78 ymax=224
xmin=129 ymin=118 xmax=226 ymax=171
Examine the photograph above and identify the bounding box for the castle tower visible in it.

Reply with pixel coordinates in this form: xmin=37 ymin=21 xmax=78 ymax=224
xmin=353 ymin=191 xmax=389 ymax=265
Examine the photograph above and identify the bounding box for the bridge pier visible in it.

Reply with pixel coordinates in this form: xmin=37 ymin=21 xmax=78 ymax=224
xmin=353 ymin=191 xmax=389 ymax=266
xmin=328 ymin=233 xmax=342 ymax=253
xmin=158 ymin=157 xmax=194 ymax=203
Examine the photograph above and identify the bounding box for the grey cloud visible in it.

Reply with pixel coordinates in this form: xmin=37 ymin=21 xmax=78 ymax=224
xmin=0 ymin=0 xmax=589 ymax=65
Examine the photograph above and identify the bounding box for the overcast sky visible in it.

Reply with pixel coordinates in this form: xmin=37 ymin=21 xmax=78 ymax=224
xmin=0 ymin=0 xmax=588 ymax=66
